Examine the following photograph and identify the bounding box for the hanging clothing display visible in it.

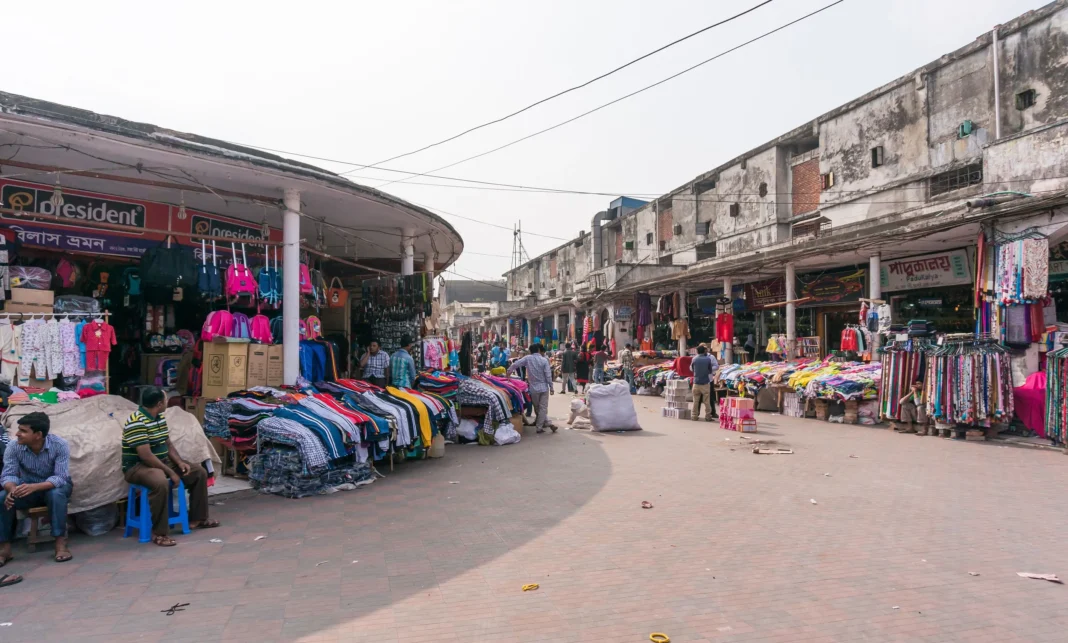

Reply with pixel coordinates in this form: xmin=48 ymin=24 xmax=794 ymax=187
xmin=879 ymin=339 xmax=930 ymax=421
xmin=995 ymin=237 xmax=1048 ymax=304
xmin=925 ymin=335 xmax=1013 ymax=426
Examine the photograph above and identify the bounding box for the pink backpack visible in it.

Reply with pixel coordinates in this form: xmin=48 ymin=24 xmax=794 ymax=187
xmin=298 ymin=263 xmax=313 ymax=295
xmin=305 ymin=315 xmax=322 ymax=339
xmin=226 ymin=243 xmax=257 ymax=298
xmin=201 ymin=310 xmax=234 ymax=341
xmin=250 ymin=314 xmax=272 ymax=343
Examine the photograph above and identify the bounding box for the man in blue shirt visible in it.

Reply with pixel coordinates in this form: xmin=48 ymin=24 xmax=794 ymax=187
xmin=508 ymin=344 xmax=555 ymax=433
xmin=690 ymin=345 xmax=719 ymax=422
xmin=390 ymin=335 xmax=418 ymax=389
xmin=1 ymin=412 xmax=73 ymax=565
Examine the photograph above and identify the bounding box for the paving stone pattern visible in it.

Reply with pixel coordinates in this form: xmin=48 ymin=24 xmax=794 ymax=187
xmin=2 ymin=395 xmax=1068 ymax=642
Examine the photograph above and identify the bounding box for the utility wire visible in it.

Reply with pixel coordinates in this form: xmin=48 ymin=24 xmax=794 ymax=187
xmin=338 ymin=0 xmax=776 ymax=176
xmin=375 ymin=0 xmax=847 ymax=190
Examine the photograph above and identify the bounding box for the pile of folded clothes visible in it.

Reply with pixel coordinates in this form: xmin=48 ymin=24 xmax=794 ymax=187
xmin=414 ymin=370 xmax=461 ymax=398
xmin=202 ymin=400 xmax=232 ymax=439
xmin=248 ymin=446 xmax=374 ymax=498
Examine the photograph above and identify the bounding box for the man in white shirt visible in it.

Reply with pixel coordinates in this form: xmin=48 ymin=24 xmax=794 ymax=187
xmin=507 ymin=344 xmax=555 ymax=434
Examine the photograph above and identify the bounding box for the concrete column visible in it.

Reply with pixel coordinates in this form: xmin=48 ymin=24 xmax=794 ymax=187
xmin=424 ymin=252 xmax=436 ymax=290
xmin=723 ymin=277 xmax=734 ymax=365
xmin=785 ymin=263 xmax=797 ymax=358
xmin=282 ymin=188 xmax=301 ymax=385
xmin=678 ymin=289 xmax=688 ymax=354
xmin=400 ymin=227 xmax=415 ymax=276
xmin=869 ymin=254 xmax=882 ymax=351
xmin=569 ymin=307 xmax=577 ymax=347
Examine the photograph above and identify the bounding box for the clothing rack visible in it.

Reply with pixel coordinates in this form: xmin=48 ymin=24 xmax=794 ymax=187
xmin=0 ymin=311 xmax=112 ymax=393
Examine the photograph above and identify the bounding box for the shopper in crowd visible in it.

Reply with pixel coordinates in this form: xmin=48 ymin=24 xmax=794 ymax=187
xmin=122 ymin=387 xmax=218 ymax=547
xmin=508 ymin=344 xmax=555 ymax=433
xmin=690 ymin=344 xmax=719 ymax=422
xmin=897 ymin=380 xmax=927 ymax=435
xmin=390 ymin=335 xmax=418 ymax=389
xmin=559 ymin=342 xmax=578 ymax=394
xmin=619 ymin=343 xmax=635 ymax=392
xmin=592 ymin=343 xmax=609 ymax=384
xmin=359 ymin=339 xmax=390 ymax=388
xmin=478 ymin=343 xmax=489 ymax=372
xmin=1 ymin=412 xmax=73 ymax=567
xmin=575 ymin=346 xmax=591 ymax=393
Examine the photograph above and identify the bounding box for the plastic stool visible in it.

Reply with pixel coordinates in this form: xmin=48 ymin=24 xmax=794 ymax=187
xmin=123 ymin=480 xmax=190 ymax=542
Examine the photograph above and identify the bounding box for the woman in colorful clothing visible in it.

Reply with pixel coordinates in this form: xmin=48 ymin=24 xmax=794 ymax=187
xmin=575 ymin=348 xmax=591 ymax=393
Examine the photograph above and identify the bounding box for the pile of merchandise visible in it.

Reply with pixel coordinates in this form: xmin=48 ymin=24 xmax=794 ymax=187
xmin=796 ymin=361 xmax=882 ymax=402
xmin=634 ymin=362 xmax=676 ymax=390
xmin=924 ymin=335 xmax=1013 ymax=426
xmin=717 ymin=360 xmax=813 ymax=397
xmin=879 ymin=339 xmax=932 ymax=421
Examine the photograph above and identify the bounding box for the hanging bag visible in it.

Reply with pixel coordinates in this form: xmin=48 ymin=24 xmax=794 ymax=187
xmin=198 ymin=239 xmax=223 ymax=299
xmin=328 ymin=276 xmax=347 ymax=308
xmin=249 ymin=314 xmax=273 ymax=343
xmin=226 ymin=242 xmax=257 ymax=299
xmin=298 ymin=252 xmax=313 ymax=295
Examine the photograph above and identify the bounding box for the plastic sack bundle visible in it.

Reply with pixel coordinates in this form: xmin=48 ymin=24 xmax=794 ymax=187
xmin=54 ymin=295 xmax=102 ymax=315
xmin=10 ymin=266 xmax=52 ymax=289
xmin=587 ymin=380 xmax=642 ymax=431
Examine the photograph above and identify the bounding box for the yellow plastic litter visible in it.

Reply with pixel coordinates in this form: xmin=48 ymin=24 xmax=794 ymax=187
xmin=650 ymin=634 xmax=670 ymax=643
xmin=522 ymin=583 xmax=539 ymax=592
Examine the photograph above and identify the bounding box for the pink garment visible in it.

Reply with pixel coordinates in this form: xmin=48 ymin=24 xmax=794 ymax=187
xmin=1013 ymin=371 xmax=1047 ymax=438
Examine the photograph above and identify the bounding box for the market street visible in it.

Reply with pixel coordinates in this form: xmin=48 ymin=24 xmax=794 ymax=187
xmin=1 ymin=395 xmax=1066 ymax=643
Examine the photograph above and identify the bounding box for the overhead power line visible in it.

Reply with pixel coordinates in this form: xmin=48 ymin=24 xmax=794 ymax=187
xmin=374 ymin=0 xmax=847 ymax=190
xmin=338 ymin=0 xmax=777 ymax=176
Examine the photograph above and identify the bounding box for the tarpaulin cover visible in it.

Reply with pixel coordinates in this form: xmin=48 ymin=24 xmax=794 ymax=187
xmin=587 ymin=380 xmax=642 ymax=431
xmin=1013 ymin=370 xmax=1046 ymax=438
xmin=2 ymin=396 xmax=221 ymax=514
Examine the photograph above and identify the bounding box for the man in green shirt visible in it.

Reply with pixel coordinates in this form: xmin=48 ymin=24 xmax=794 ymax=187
xmin=122 ymin=387 xmax=217 ymax=546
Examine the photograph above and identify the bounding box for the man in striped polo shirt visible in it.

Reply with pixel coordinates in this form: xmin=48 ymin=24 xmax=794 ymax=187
xmin=122 ymin=387 xmax=218 ymax=547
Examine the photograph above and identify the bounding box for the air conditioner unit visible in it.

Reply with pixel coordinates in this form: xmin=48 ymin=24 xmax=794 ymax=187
xmin=673 ymin=224 xmax=683 ymax=235
xmin=624 ymin=241 xmax=635 ymax=250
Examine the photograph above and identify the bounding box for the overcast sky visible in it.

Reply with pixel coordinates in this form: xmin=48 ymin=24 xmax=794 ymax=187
xmin=4 ymin=0 xmax=1046 ymax=282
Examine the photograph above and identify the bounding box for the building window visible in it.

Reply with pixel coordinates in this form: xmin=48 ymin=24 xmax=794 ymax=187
xmin=821 ymin=172 xmax=835 ymax=190
xmin=1016 ymin=89 xmax=1036 ymax=110
xmin=729 ymin=203 xmax=741 ymax=217
xmin=871 ymin=146 xmax=885 ymax=168
xmin=646 ymin=232 xmax=654 ymax=245
xmin=759 ymin=182 xmax=768 ymax=197
xmin=673 ymin=224 xmax=683 ymax=235
xmin=695 ymin=241 xmax=717 ymax=261
xmin=928 ymin=162 xmax=983 ymax=198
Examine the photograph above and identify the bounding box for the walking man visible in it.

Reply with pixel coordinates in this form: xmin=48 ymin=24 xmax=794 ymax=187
xmin=390 ymin=335 xmax=418 ymax=389
xmin=619 ymin=343 xmax=635 ymax=393
xmin=559 ymin=343 xmax=578 ymax=394
xmin=1 ymin=412 xmax=73 ymax=565
xmin=592 ymin=344 xmax=609 ymax=384
xmin=690 ymin=345 xmax=719 ymax=422
xmin=508 ymin=344 xmax=555 ymax=433
xmin=122 ymin=387 xmax=218 ymax=546
xmin=359 ymin=339 xmax=390 ymax=388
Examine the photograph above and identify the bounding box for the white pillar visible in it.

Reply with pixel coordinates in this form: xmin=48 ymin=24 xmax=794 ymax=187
xmin=869 ymin=254 xmax=882 ymax=351
xmin=678 ymin=289 xmax=688 ymax=354
xmin=401 ymin=227 xmax=415 ymax=276
xmin=282 ymin=188 xmax=301 ymax=385
xmin=424 ymin=252 xmax=436 ymax=300
xmin=785 ymin=263 xmax=797 ymax=358
xmin=723 ymin=277 xmax=734 ymax=364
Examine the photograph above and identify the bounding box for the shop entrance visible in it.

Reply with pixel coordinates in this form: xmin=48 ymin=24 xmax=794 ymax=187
xmin=821 ymin=307 xmax=861 ymax=355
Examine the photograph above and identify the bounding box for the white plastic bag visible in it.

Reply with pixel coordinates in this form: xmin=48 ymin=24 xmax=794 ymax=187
xmin=492 ymin=422 xmax=521 ymax=445
xmin=456 ymin=419 xmax=479 ymax=441
xmin=568 ymin=398 xmax=590 ymax=425
xmin=588 ymin=380 xmax=642 ymax=431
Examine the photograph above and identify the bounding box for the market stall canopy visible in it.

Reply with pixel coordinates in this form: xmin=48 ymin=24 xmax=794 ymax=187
xmin=0 ymin=91 xmax=463 ymax=273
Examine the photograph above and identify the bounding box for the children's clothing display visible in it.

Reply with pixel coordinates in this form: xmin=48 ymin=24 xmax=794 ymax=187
xmin=81 ymin=319 xmax=117 ymax=371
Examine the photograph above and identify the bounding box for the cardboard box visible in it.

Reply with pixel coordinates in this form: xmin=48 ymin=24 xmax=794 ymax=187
xmin=266 ymin=344 xmax=284 ymax=387
xmin=141 ymin=353 xmax=171 ymax=385
xmin=202 ymin=339 xmax=248 ymax=400
xmin=9 ymin=288 xmax=54 ymax=306
xmin=247 ymin=345 xmax=268 ymax=388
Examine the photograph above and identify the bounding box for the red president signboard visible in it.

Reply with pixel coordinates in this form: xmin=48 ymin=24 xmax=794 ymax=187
xmin=0 ymin=178 xmax=281 ymax=258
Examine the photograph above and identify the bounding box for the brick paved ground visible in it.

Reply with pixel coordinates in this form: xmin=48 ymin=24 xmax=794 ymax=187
xmin=3 ymin=394 xmax=1068 ymax=642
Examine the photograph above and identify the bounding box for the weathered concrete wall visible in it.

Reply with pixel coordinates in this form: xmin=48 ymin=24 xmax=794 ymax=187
xmin=999 ymin=9 xmax=1068 ymax=137
xmin=984 ymin=119 xmax=1068 ymax=194
xmin=927 ymin=49 xmax=992 ymax=167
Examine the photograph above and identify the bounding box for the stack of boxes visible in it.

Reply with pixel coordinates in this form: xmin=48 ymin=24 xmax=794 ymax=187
xmin=720 ymin=397 xmax=757 ymax=432
xmin=661 ymin=379 xmax=691 ymax=419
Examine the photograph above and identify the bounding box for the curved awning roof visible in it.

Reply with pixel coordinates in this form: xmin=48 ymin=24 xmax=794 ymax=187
xmin=0 ymin=91 xmax=463 ymax=274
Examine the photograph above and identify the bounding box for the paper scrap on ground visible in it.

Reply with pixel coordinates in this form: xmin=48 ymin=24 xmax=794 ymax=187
xmin=1018 ymin=572 xmax=1063 ymax=583
xmin=753 ymin=448 xmax=793 ymax=454
xmin=969 ymin=572 xmax=980 ymax=576
xmin=254 ymin=535 xmax=267 ymax=541
xmin=641 ymin=501 xmax=654 ymax=509
xmin=824 ymin=473 xmax=831 ymax=477
xmin=315 ymin=561 xmax=329 ymax=567
xmin=449 ymin=481 xmax=460 ymax=484
xmin=849 ymin=455 xmax=859 ymax=458
xmin=892 ymin=606 xmax=900 ymax=610
xmin=209 ymin=539 xmax=223 ymax=543
xmin=810 ymin=499 xmax=818 ymax=505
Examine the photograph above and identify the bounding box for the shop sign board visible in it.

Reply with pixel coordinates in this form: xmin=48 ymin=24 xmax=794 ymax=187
xmin=797 ymin=268 xmax=866 ymax=307
xmin=744 ymin=278 xmax=786 ymax=310
xmin=614 ymin=305 xmax=634 ymax=319
xmin=879 ymin=249 xmax=971 ymax=292
xmin=0 ymin=178 xmax=281 ymax=258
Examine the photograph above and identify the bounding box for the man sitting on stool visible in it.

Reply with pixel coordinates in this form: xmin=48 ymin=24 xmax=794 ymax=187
xmin=122 ymin=387 xmax=218 ymax=546
xmin=897 ymin=380 xmax=928 ymax=435
xmin=1 ymin=412 xmax=73 ymax=564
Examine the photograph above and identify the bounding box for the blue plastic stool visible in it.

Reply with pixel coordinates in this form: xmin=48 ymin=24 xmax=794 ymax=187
xmin=123 ymin=480 xmax=190 ymax=543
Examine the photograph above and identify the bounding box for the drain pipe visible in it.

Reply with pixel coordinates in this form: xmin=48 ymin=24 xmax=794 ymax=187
xmin=992 ymin=25 xmax=1002 ymax=140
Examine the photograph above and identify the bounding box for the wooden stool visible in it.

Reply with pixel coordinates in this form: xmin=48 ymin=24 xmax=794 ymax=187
xmin=17 ymin=506 xmax=52 ymax=553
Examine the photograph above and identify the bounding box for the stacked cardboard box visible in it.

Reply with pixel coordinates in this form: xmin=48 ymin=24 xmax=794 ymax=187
xmin=662 ymin=379 xmax=691 ymax=420
xmin=719 ymin=397 xmax=756 ymax=432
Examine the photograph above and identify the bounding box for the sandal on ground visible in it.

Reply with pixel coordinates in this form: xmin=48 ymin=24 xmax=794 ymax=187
xmin=0 ymin=573 xmax=23 ymax=588
xmin=55 ymin=551 xmax=73 ymax=563
xmin=152 ymin=535 xmax=177 ymax=547
xmin=536 ymin=428 xmax=545 ymax=434
xmin=193 ymin=519 xmax=221 ymax=529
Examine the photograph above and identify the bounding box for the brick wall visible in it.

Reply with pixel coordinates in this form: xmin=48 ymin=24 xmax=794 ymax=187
xmin=792 ymin=157 xmax=821 ymax=215
xmin=658 ymin=208 xmax=674 ymax=243
xmin=615 ymin=230 xmax=623 ymax=262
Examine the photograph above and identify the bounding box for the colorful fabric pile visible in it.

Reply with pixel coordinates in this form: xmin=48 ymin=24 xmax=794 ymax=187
xmin=202 ymin=400 xmax=232 ymax=439
xmin=879 ymin=339 xmax=931 ymax=421
xmin=415 ymin=370 xmax=461 ymax=398
xmin=925 ymin=337 xmax=1013 ymax=426
xmin=249 ymin=446 xmax=373 ymax=498
xmin=800 ymin=362 xmax=881 ymax=401
xmin=717 ymin=360 xmax=813 ymax=397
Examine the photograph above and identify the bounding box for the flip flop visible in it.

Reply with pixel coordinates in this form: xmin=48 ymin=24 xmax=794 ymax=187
xmin=0 ymin=573 xmax=23 ymax=588
xmin=194 ymin=519 xmax=221 ymax=529
xmin=55 ymin=551 xmax=73 ymax=563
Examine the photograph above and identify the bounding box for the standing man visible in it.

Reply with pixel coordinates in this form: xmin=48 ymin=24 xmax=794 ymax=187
xmin=508 ymin=344 xmax=555 ymax=433
xmin=559 ymin=343 xmax=578 ymax=394
xmin=390 ymin=334 xmax=418 ymax=389
xmin=122 ymin=387 xmax=218 ymax=547
xmin=619 ymin=343 xmax=635 ymax=393
xmin=592 ymin=344 xmax=609 ymax=384
xmin=690 ymin=345 xmax=719 ymax=422
xmin=359 ymin=339 xmax=390 ymax=388
xmin=1 ymin=412 xmax=73 ymax=564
